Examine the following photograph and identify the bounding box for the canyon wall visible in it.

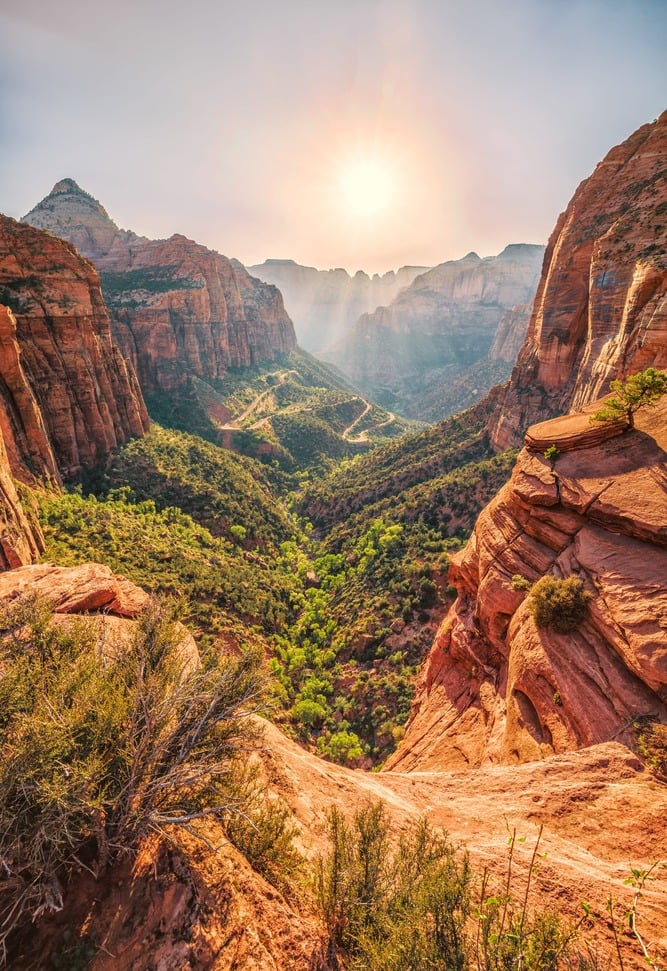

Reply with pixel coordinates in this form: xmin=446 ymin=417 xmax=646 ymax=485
xmin=247 ymin=258 xmax=428 ymax=353
xmin=0 ymin=215 xmax=149 ymax=482
xmin=23 ymin=180 xmax=297 ymax=397
xmin=389 ymin=397 xmax=667 ymax=771
xmin=490 ymin=110 xmax=667 ymax=449
xmin=325 ymin=244 xmax=544 ymax=421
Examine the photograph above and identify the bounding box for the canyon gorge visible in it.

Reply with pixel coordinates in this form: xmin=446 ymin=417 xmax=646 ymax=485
xmin=0 ymin=112 xmax=666 ymax=969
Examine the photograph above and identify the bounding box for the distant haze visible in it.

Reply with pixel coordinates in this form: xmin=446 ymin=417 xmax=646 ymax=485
xmin=1 ymin=0 xmax=665 ymax=274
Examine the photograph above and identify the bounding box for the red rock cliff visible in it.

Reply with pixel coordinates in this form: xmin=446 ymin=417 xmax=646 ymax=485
xmin=388 ymin=397 xmax=667 ymax=771
xmin=23 ymin=181 xmax=297 ymax=396
xmin=491 ymin=111 xmax=667 ymax=449
xmin=0 ymin=215 xmax=149 ymax=481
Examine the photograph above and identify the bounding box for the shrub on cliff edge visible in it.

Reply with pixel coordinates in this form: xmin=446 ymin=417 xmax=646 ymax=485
xmin=527 ymin=575 xmax=590 ymax=633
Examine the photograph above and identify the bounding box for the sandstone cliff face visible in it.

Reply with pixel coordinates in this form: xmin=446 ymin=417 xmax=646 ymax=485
xmin=491 ymin=111 xmax=667 ymax=449
xmin=23 ymin=181 xmax=297 ymax=397
xmin=388 ymin=396 xmax=667 ymax=772
xmin=325 ymin=244 xmax=544 ymax=420
xmin=0 ymin=427 xmax=43 ymax=569
xmin=247 ymin=258 xmax=428 ymax=353
xmin=0 ymin=215 xmax=149 ymax=481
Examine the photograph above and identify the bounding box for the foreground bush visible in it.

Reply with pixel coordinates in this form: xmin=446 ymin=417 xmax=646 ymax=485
xmin=314 ymin=800 xmax=614 ymax=971
xmin=0 ymin=595 xmax=270 ymax=961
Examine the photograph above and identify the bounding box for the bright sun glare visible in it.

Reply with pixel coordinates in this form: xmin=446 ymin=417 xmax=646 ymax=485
xmin=336 ymin=155 xmax=397 ymax=220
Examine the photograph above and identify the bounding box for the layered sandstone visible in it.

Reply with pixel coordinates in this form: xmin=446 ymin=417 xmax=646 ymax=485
xmin=0 ymin=215 xmax=149 ymax=481
xmin=325 ymin=244 xmax=544 ymax=420
xmin=388 ymin=396 xmax=667 ymax=773
xmin=23 ymin=181 xmax=297 ymax=397
xmin=491 ymin=111 xmax=667 ymax=449
xmin=247 ymin=258 xmax=428 ymax=352
xmin=0 ymin=428 xmax=43 ymax=569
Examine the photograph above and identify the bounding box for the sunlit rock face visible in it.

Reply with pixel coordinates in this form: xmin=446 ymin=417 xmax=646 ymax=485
xmin=0 ymin=215 xmax=149 ymax=482
xmin=490 ymin=110 xmax=667 ymax=450
xmin=324 ymin=244 xmax=544 ymax=420
xmin=23 ymin=180 xmax=297 ymax=396
xmin=0 ymin=425 xmax=43 ymax=569
xmin=247 ymin=258 xmax=429 ymax=353
xmin=388 ymin=397 xmax=667 ymax=772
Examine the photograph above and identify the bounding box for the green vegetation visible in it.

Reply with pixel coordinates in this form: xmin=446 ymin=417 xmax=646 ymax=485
xmin=511 ymin=574 xmax=532 ymax=592
xmin=315 ymin=800 xmax=606 ymax=971
xmin=143 ymin=349 xmax=416 ymax=479
xmin=37 ymin=487 xmax=299 ymax=644
xmin=590 ymin=367 xmax=667 ymax=429
xmin=83 ymin=424 xmax=294 ymax=548
xmin=527 ymin=575 xmax=590 ymax=634
xmin=35 ymin=403 xmax=516 ymax=766
xmin=99 ymin=267 xmax=202 ymax=305
xmin=0 ymin=595 xmax=289 ymax=958
xmin=544 ymin=443 xmax=559 ymax=463
xmin=296 ymin=400 xmax=496 ymax=533
xmin=635 ymin=718 xmax=667 ymax=780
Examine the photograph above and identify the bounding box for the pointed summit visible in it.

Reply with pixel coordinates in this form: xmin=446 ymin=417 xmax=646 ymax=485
xmin=22 ymin=179 xmax=130 ymax=263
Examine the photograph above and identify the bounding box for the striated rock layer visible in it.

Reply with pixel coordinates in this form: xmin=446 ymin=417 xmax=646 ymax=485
xmin=325 ymin=244 xmax=544 ymax=421
xmin=0 ymin=215 xmax=149 ymax=481
xmin=388 ymin=396 xmax=667 ymax=772
xmin=491 ymin=110 xmax=667 ymax=449
xmin=23 ymin=180 xmax=297 ymax=397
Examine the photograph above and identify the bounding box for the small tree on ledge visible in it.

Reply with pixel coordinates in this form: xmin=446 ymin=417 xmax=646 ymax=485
xmin=589 ymin=367 xmax=667 ymax=429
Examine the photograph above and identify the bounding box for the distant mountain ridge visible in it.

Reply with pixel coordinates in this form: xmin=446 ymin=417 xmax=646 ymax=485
xmin=23 ymin=179 xmax=297 ymax=397
xmin=247 ymin=258 xmax=428 ymax=352
xmin=324 ymin=243 xmax=545 ymax=421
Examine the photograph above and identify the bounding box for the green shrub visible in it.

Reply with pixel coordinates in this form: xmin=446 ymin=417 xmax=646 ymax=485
xmin=0 ymin=595 xmax=268 ymax=957
xmin=527 ymin=575 xmax=590 ymax=633
xmin=313 ymin=802 xmax=603 ymax=971
xmin=511 ymin=574 xmax=531 ymax=592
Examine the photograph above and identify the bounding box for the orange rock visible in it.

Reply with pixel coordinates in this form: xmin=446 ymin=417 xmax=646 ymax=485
xmin=0 ymin=215 xmax=149 ymax=482
xmin=389 ymin=397 xmax=667 ymax=772
xmin=23 ymin=181 xmax=297 ymax=397
xmin=491 ymin=110 xmax=667 ymax=449
xmin=0 ymin=562 xmax=150 ymax=617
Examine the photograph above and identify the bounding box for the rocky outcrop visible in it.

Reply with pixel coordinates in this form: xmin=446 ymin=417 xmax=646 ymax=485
xmin=325 ymin=244 xmax=544 ymax=420
xmin=23 ymin=181 xmax=297 ymax=397
xmin=0 ymin=429 xmax=43 ymax=569
xmin=388 ymin=395 xmax=667 ymax=772
xmin=490 ymin=111 xmax=667 ymax=450
xmin=0 ymin=562 xmax=151 ymax=617
xmin=247 ymin=258 xmax=428 ymax=353
xmin=0 ymin=215 xmax=149 ymax=481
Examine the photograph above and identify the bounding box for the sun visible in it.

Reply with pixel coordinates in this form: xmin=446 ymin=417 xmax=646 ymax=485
xmin=335 ymin=154 xmax=398 ymax=220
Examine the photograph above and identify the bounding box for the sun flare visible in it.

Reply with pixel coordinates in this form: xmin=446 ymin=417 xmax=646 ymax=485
xmin=335 ymin=155 xmax=398 ymax=220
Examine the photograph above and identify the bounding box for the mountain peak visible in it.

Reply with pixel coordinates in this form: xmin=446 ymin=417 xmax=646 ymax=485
xmin=22 ymin=178 xmax=120 ymax=260
xmin=51 ymin=177 xmax=85 ymax=195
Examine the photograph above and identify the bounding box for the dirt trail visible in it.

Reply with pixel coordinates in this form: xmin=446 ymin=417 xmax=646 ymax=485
xmin=220 ymin=370 xmax=297 ymax=429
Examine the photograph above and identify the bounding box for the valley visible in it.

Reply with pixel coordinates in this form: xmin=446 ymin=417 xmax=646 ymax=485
xmin=0 ymin=109 xmax=666 ymax=970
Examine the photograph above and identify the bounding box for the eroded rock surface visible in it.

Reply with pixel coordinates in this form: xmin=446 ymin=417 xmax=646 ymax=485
xmin=23 ymin=180 xmax=297 ymax=397
xmin=491 ymin=110 xmax=667 ymax=449
xmin=389 ymin=397 xmax=667 ymax=773
xmin=0 ymin=215 xmax=149 ymax=481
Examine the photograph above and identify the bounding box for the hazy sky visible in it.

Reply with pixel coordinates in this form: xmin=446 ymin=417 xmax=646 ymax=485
xmin=1 ymin=0 xmax=665 ymax=274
